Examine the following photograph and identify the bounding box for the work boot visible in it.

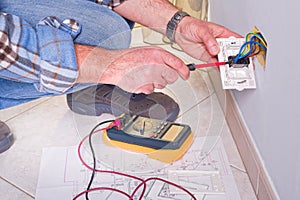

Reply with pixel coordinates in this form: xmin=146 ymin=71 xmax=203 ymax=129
xmin=0 ymin=120 xmax=14 ymax=153
xmin=67 ymin=84 xmax=179 ymax=122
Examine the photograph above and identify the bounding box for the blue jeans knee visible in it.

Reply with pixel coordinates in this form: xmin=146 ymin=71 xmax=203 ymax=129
xmin=0 ymin=0 xmax=133 ymax=109
xmin=0 ymin=0 xmax=132 ymax=49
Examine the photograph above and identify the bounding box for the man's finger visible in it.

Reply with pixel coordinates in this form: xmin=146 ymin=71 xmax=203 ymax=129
xmin=161 ymin=51 xmax=190 ymax=80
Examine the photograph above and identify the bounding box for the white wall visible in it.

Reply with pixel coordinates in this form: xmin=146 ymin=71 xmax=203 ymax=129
xmin=210 ymin=0 xmax=300 ymax=199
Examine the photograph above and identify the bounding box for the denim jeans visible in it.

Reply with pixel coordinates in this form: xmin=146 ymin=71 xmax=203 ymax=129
xmin=0 ymin=0 xmax=132 ymax=109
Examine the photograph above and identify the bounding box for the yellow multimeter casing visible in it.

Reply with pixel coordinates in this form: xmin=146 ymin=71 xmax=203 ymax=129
xmin=103 ymin=114 xmax=194 ymax=164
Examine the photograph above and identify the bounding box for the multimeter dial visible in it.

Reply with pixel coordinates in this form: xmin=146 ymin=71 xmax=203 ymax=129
xmin=132 ymin=119 xmax=153 ymax=133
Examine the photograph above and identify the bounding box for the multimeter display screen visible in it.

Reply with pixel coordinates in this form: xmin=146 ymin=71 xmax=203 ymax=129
xmin=161 ymin=125 xmax=183 ymax=142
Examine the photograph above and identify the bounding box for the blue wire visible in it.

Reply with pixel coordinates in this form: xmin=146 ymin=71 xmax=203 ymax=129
xmin=234 ymin=39 xmax=267 ymax=63
xmin=237 ymin=42 xmax=253 ymax=60
xmin=239 ymin=37 xmax=256 ymax=59
xmin=235 ymin=41 xmax=267 ymax=62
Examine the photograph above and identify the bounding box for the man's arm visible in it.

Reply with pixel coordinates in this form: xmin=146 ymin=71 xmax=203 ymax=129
xmin=0 ymin=12 xmax=189 ymax=95
xmin=114 ymin=0 xmax=178 ymax=33
xmin=74 ymin=43 xmax=189 ymax=94
xmin=114 ymin=0 xmax=241 ymax=62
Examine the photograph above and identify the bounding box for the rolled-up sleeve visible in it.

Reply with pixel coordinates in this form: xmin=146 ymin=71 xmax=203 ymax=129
xmin=0 ymin=12 xmax=81 ymax=94
xmin=94 ymin=0 xmax=127 ymax=9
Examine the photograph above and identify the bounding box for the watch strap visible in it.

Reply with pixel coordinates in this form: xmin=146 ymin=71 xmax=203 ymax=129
xmin=166 ymin=11 xmax=190 ymax=43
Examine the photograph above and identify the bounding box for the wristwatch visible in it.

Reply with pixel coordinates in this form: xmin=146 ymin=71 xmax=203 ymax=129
xmin=166 ymin=11 xmax=190 ymax=43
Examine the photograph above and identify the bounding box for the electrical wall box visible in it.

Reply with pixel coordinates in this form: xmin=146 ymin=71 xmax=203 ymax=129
xmin=217 ymin=37 xmax=256 ymax=91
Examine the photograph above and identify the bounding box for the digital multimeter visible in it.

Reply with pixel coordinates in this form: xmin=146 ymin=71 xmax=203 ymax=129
xmin=103 ymin=114 xmax=194 ymax=163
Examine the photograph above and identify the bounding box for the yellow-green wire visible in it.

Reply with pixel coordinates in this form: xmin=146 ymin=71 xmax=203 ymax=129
xmin=245 ymin=32 xmax=267 ymax=47
xmin=239 ymin=32 xmax=267 ymax=57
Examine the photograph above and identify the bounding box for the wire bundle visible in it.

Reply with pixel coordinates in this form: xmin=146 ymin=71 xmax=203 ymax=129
xmin=233 ymin=28 xmax=268 ymax=65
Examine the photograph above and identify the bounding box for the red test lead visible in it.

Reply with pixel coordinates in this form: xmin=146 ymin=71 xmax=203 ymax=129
xmin=187 ymin=62 xmax=227 ymax=71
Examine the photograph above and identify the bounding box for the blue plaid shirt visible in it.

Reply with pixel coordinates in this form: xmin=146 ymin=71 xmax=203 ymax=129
xmin=0 ymin=1 xmax=125 ymax=94
xmin=0 ymin=13 xmax=80 ymax=94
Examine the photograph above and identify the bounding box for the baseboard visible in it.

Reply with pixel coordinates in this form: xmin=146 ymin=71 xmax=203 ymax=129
xmin=207 ymin=68 xmax=278 ymax=200
xmin=225 ymin=90 xmax=278 ymax=200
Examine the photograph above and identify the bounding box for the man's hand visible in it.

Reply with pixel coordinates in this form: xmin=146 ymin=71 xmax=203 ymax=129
xmin=75 ymin=44 xmax=189 ymax=94
xmin=76 ymin=0 xmax=241 ymax=94
xmin=114 ymin=0 xmax=241 ymax=63
xmin=175 ymin=16 xmax=241 ymax=62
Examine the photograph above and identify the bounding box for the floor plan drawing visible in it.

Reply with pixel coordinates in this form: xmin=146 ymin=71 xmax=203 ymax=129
xmin=36 ymin=136 xmax=241 ymax=200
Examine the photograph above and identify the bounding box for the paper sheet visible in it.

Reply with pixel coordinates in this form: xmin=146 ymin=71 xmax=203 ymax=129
xmin=36 ymin=136 xmax=241 ymax=200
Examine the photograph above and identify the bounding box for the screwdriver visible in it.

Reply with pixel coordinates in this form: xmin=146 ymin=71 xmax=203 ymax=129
xmin=187 ymin=61 xmax=228 ymax=71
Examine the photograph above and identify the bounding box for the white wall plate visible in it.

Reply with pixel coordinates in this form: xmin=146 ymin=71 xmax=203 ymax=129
xmin=217 ymin=37 xmax=256 ymax=91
